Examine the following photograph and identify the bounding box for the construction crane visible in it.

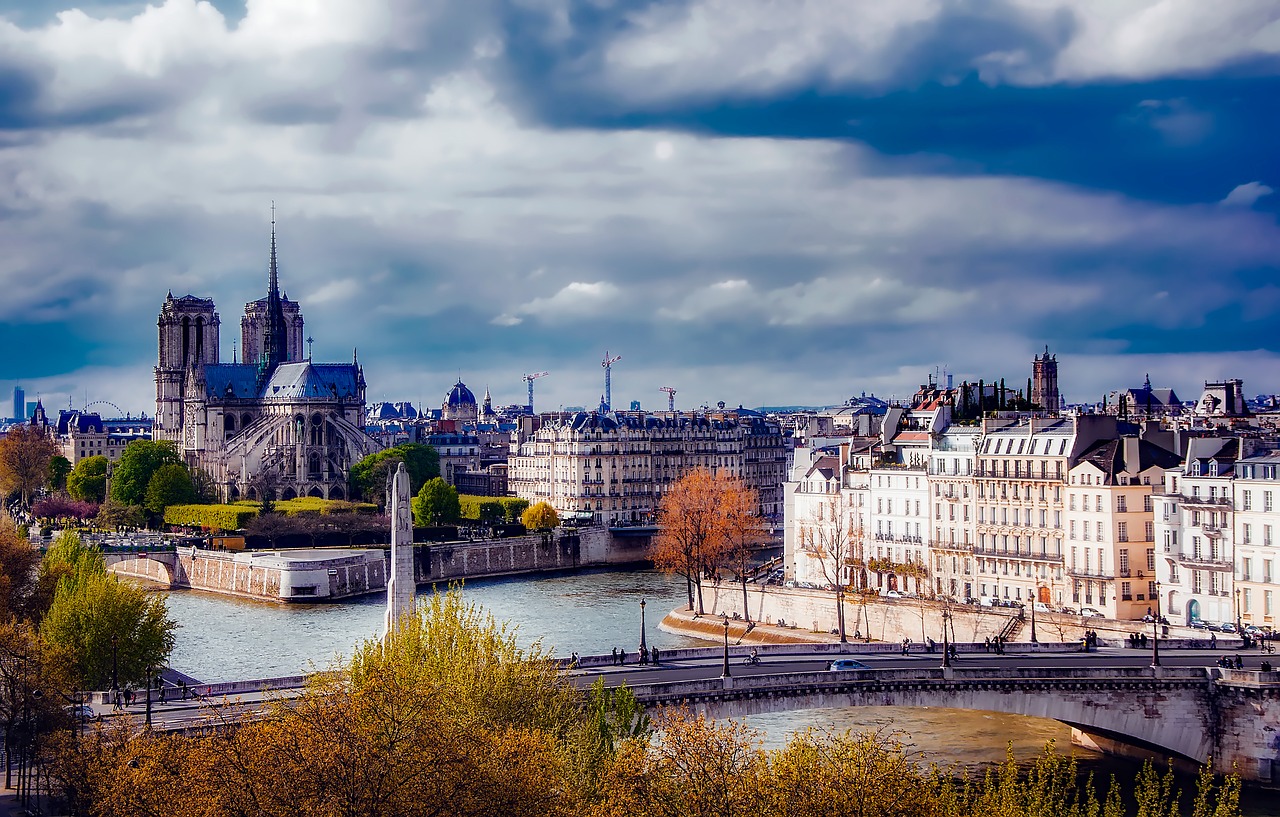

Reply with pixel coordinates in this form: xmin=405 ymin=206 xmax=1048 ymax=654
xmin=659 ymin=386 xmax=677 ymax=412
xmin=522 ymin=371 xmax=549 ymax=411
xmin=601 ymin=351 xmax=622 ymax=412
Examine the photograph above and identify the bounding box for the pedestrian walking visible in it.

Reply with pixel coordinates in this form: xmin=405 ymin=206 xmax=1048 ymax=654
xmin=611 ymin=647 xmax=618 ymax=665
xmin=618 ymin=649 xmax=626 ymax=666
xmin=651 ymin=647 xmax=659 ymax=665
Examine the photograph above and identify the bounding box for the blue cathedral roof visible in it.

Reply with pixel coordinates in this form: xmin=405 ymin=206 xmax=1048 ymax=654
xmin=204 ymin=362 xmax=362 ymax=401
xmin=446 ymin=380 xmax=476 ymax=407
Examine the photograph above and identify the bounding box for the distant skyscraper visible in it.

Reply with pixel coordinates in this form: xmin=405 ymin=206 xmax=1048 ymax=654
xmin=12 ymin=386 xmax=23 ymax=422
xmin=25 ymin=401 xmax=37 ymax=421
xmin=1032 ymin=347 xmax=1059 ymax=412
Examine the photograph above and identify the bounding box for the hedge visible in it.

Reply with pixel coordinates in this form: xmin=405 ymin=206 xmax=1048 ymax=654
xmin=458 ymin=495 xmax=529 ymax=523
xmin=232 ymin=498 xmax=378 ymax=516
xmin=164 ymin=504 xmax=259 ymax=532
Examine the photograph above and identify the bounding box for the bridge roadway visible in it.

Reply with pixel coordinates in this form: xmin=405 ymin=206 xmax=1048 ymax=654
xmin=94 ymin=644 xmax=1280 ymax=787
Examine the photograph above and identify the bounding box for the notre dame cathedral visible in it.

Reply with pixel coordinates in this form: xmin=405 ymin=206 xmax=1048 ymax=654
xmin=154 ymin=219 xmax=379 ymax=502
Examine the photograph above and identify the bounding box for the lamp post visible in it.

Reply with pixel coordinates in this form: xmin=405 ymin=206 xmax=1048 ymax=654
xmin=145 ymin=665 xmax=153 ymax=728
xmin=1235 ymin=588 xmax=1243 ymax=636
xmin=1030 ymin=588 xmax=1039 ymax=643
xmin=941 ymin=608 xmax=951 ymax=668
xmin=721 ymin=616 xmax=730 ymax=678
xmin=110 ymin=634 xmax=119 ymax=694
xmin=639 ymin=598 xmax=648 ymax=655
xmin=1151 ymin=581 xmax=1161 ymax=668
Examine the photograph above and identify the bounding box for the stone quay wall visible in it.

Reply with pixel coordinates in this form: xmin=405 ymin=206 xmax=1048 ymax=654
xmin=416 ymin=526 xmax=641 ymax=583
xmin=680 ymin=583 xmax=1228 ymax=649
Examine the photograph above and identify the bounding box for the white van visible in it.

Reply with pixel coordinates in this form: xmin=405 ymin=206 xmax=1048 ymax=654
xmin=979 ymin=596 xmax=997 ymax=607
xmin=1033 ymin=602 xmax=1051 ymax=614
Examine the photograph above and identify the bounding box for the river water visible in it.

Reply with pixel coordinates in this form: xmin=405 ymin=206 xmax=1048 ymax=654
xmin=162 ymin=569 xmax=1276 ymax=815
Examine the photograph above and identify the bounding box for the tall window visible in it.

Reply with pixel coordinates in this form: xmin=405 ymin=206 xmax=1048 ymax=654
xmin=1117 ymin=495 xmax=1127 ymax=513
xmin=1118 ymin=522 xmax=1128 ymax=543
xmin=1119 ymin=549 xmax=1129 ymax=574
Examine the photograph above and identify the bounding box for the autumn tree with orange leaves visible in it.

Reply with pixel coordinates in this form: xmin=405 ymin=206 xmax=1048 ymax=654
xmin=651 ymin=469 xmax=767 ymax=616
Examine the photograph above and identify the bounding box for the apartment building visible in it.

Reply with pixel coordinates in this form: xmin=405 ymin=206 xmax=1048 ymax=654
xmin=928 ymin=426 xmax=979 ymax=599
xmin=1234 ymin=449 xmax=1280 ymax=630
xmin=1153 ymin=437 xmax=1240 ymax=626
xmin=507 ymin=410 xmax=789 ymax=525
xmin=1064 ymin=436 xmax=1181 ymax=618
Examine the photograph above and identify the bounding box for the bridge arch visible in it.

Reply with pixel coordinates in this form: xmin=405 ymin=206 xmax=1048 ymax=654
xmin=634 ymin=670 xmax=1216 ymax=767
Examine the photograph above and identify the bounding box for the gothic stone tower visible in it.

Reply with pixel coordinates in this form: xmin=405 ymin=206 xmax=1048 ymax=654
xmin=155 ymin=294 xmax=220 ymax=442
xmin=1032 ymin=346 xmax=1059 ymax=413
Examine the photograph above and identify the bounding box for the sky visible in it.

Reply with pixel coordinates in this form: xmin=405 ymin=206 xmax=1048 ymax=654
xmin=0 ymin=0 xmax=1278 ymax=417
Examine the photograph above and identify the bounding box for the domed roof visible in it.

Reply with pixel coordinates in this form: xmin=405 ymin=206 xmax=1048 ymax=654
xmin=446 ymin=380 xmax=476 ymax=407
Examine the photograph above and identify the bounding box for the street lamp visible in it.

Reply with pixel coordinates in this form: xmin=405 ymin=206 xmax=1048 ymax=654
xmin=639 ymin=598 xmax=648 ymax=655
xmin=941 ymin=608 xmax=951 ymax=668
xmin=1235 ymin=588 xmax=1244 ymax=636
xmin=721 ymin=616 xmax=730 ymax=678
xmin=1151 ymin=581 xmax=1161 ymax=668
xmin=145 ymin=665 xmax=154 ymax=728
xmin=1030 ymin=588 xmax=1039 ymax=643
xmin=110 ymin=634 xmax=119 ymax=694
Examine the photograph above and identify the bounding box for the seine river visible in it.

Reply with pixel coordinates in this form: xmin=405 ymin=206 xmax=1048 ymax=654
xmin=162 ymin=569 xmax=1276 ymax=815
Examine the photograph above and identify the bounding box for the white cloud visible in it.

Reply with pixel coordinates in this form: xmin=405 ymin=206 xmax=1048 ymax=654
xmin=1221 ymin=181 xmax=1275 ymax=208
xmin=598 ymin=0 xmax=1280 ymax=100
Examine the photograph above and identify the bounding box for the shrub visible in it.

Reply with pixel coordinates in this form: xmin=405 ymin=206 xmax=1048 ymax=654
xmin=163 ymin=504 xmax=259 ymax=532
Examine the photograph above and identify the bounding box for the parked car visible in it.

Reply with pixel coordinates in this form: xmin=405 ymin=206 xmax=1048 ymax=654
xmin=1189 ymin=620 xmax=1211 ymax=630
xmin=827 ymin=659 xmax=870 ymax=672
xmin=65 ymin=704 xmax=99 ymax=723
xmin=1218 ymin=622 xmax=1237 ymax=633
xmin=1059 ymin=606 xmax=1076 ymax=615
xmin=884 ymin=590 xmax=903 ymax=600
xmin=1033 ymin=602 xmax=1051 ymax=614
xmin=1079 ymin=607 xmax=1103 ymax=619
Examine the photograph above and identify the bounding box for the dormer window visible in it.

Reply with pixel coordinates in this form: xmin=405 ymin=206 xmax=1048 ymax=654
xmin=1191 ymin=462 xmax=1201 ymax=476
xmin=1209 ymin=461 xmax=1219 ymax=477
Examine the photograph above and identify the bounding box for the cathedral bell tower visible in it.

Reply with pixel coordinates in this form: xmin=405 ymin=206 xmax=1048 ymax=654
xmin=155 ymin=293 xmax=220 ymax=443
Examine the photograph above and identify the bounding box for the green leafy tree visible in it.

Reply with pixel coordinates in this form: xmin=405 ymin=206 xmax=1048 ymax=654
xmin=522 ymin=502 xmax=559 ymax=532
xmin=412 ymin=477 xmax=460 ymax=527
xmin=94 ymin=500 xmax=145 ymax=532
xmin=47 ymin=455 xmax=71 ymax=493
xmin=38 ymin=533 xmax=175 ymax=689
xmin=66 ymin=456 xmax=109 ymax=503
xmin=0 ymin=424 xmax=58 ymax=507
xmin=350 ymin=444 xmax=441 ymax=506
xmin=143 ymin=463 xmax=197 ymax=516
xmin=109 ymin=440 xmax=180 ymax=507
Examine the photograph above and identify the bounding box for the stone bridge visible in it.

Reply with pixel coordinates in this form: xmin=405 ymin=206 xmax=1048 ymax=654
xmin=625 ymin=665 xmax=1280 ymax=787
xmin=104 ymin=551 xmax=179 ymax=587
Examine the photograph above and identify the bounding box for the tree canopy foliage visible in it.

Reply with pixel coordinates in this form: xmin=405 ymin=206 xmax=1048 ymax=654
xmin=522 ymin=501 xmax=560 ymax=532
xmin=38 ymin=533 xmax=175 ymax=689
xmin=349 ymin=444 xmax=441 ymax=505
xmin=412 ymin=477 xmax=460 ymax=527
xmin=47 ymin=455 xmax=72 ymax=493
xmin=67 ymin=456 xmax=108 ymax=504
xmin=651 ymin=469 xmax=766 ymax=615
xmin=109 ymin=440 xmax=180 ymax=508
xmin=0 ymin=424 xmax=58 ymax=507
xmin=142 ymin=463 xmax=197 ymax=516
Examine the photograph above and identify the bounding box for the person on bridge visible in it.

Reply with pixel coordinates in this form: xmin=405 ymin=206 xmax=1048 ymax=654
xmin=611 ymin=648 xmax=618 ymax=665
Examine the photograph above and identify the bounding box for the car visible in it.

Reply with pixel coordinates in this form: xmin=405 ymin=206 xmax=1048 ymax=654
xmin=827 ymin=659 xmax=870 ymax=671
xmin=1059 ymin=606 xmax=1076 ymax=615
xmin=1033 ymin=602 xmax=1051 ymax=614
xmin=1079 ymin=607 xmax=1103 ymax=619
xmin=1189 ymin=620 xmax=1211 ymax=630
xmin=884 ymin=590 xmax=903 ymax=600
xmin=65 ymin=704 xmax=99 ymax=723
xmin=1218 ymin=622 xmax=1237 ymax=633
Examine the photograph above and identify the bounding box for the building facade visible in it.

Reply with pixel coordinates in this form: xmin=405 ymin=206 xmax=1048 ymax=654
xmin=507 ymin=410 xmax=789 ymax=525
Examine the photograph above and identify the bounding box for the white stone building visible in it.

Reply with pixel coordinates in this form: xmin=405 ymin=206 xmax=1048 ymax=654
xmin=1232 ymin=449 xmax=1280 ymax=630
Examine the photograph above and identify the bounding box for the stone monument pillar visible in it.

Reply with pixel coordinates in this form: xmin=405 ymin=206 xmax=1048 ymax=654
xmin=385 ymin=462 xmax=415 ymax=637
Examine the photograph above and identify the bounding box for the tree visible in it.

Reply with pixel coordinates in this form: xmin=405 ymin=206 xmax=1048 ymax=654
xmin=0 ymin=425 xmax=58 ymax=507
xmin=522 ymin=502 xmax=560 ymax=532
xmin=66 ymin=456 xmax=108 ymax=503
xmin=651 ymin=468 xmax=736 ymax=615
xmin=189 ymin=466 xmax=219 ymax=504
xmin=350 ymin=444 xmax=441 ymax=506
xmin=38 ymin=533 xmax=176 ymax=689
xmin=47 ymin=455 xmax=71 ymax=493
xmin=93 ymin=501 xmax=145 ymax=532
xmin=798 ymin=493 xmax=858 ymax=642
xmin=109 ymin=440 xmax=180 ymax=508
xmin=143 ymin=463 xmax=197 ymax=517
xmin=0 ymin=518 xmax=42 ymax=622
xmin=721 ymin=479 xmax=768 ymax=623
xmin=412 ymin=477 xmax=460 ymax=527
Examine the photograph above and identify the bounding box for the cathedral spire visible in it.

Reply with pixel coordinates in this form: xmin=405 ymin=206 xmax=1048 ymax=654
xmin=260 ymin=202 xmax=289 ymax=379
